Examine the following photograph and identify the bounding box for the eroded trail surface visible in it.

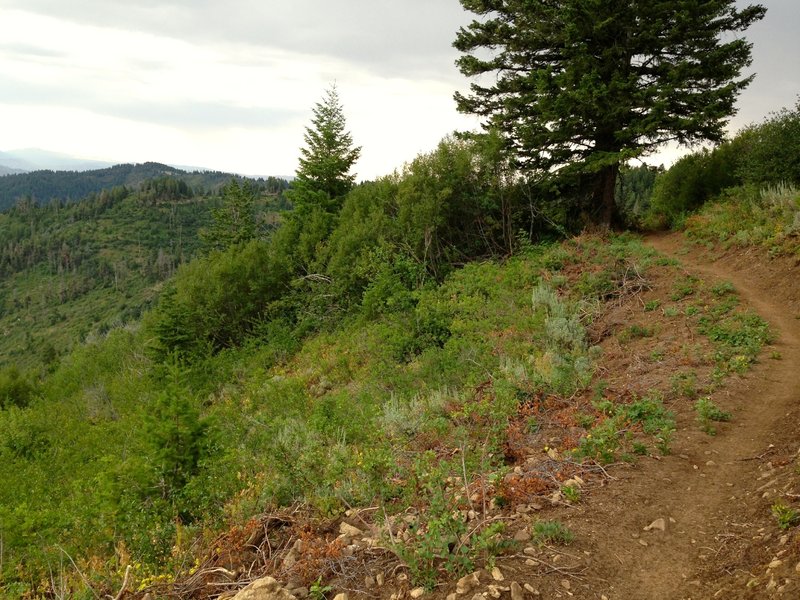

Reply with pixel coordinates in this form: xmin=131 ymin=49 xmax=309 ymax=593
xmin=566 ymin=233 xmax=800 ymax=599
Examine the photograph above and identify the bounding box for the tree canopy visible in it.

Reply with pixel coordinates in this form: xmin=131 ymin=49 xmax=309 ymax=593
xmin=290 ymin=85 xmax=362 ymax=214
xmin=454 ymin=0 xmax=766 ymax=226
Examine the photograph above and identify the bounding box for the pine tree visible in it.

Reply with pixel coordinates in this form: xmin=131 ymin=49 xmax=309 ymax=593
xmin=454 ymin=0 xmax=766 ymax=226
xmin=290 ymin=85 xmax=362 ymax=214
xmin=147 ymin=360 xmax=207 ymax=503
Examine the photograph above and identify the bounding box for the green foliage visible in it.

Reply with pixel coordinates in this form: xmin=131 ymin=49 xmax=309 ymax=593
xmin=577 ymin=393 xmax=675 ymax=462
xmin=0 ymin=185 xmax=215 ymax=369
xmin=289 ymin=85 xmax=361 ymax=214
xmin=647 ymin=147 xmax=740 ymax=228
xmin=199 ymin=179 xmax=259 ymax=251
xmin=309 ymin=578 xmax=333 ymax=600
xmin=454 ymin=0 xmax=765 ymax=225
xmin=0 ymin=365 xmax=36 ymax=409
xmin=685 ymin=183 xmax=800 ymax=251
xmin=139 ymin=175 xmax=192 ymax=204
xmin=670 ymin=371 xmax=698 ymax=400
xmin=616 ymin=164 xmax=661 ymax=225
xmin=772 ymin=501 xmax=800 ymax=530
xmin=561 ymin=484 xmax=581 ymax=503
xmin=619 ymin=324 xmax=654 ymax=342
xmin=146 ymin=360 xmax=209 ymax=507
xmin=392 ymin=135 xmax=519 ymax=277
xmin=531 ymin=520 xmax=575 ymax=545
xmin=694 ymin=397 xmax=732 ymax=435
xmin=670 ymin=275 xmax=698 ymax=301
xmin=645 ymin=101 xmax=799 ymax=231
xmin=0 ymin=161 xmax=285 ymax=211
xmin=736 ymin=101 xmax=800 ymax=186
xmin=146 ymin=239 xmax=291 ymax=357
xmin=391 ymin=459 xmax=508 ymax=590
xmin=697 ymin=310 xmax=773 ymax=375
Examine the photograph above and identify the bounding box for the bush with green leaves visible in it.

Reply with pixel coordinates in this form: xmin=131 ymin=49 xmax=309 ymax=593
xmin=735 ymin=101 xmax=800 ymax=186
xmin=694 ymin=397 xmax=732 ymax=435
xmin=146 ymin=239 xmax=291 ymax=357
xmin=0 ymin=365 xmax=36 ymax=409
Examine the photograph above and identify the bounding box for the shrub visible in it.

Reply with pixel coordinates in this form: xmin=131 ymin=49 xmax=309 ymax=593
xmin=531 ymin=520 xmax=575 ymax=545
xmin=736 ymin=101 xmax=800 ymax=186
xmin=694 ymin=397 xmax=732 ymax=435
xmin=0 ymin=366 xmax=36 ymax=409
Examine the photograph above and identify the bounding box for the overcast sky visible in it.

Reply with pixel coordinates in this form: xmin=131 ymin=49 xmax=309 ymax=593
xmin=0 ymin=1 xmax=797 ymax=179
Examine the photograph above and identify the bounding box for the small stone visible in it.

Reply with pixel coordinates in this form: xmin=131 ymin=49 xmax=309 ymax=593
xmin=795 ymin=561 xmax=800 ymax=573
xmin=525 ymin=559 xmax=537 ymax=566
xmin=601 ymin=596 xmax=609 ymax=600
xmin=410 ymin=587 xmax=425 ymax=599
xmin=232 ymin=576 xmax=296 ymax=600
xmin=339 ymin=522 xmax=364 ymax=537
xmin=560 ymin=579 xmax=571 ymax=590
xmin=376 ymin=573 xmax=385 ymax=586
xmin=510 ymin=581 xmax=524 ymax=600
xmin=644 ymin=518 xmax=667 ymax=532
xmin=768 ymin=559 xmax=783 ymax=570
xmin=333 ymin=594 xmax=348 ymax=600
xmin=706 ymin=460 xmax=716 ymax=466
xmin=523 ymin=546 xmax=537 ymax=556
xmin=523 ymin=583 xmax=536 ymax=593
xmin=456 ymin=572 xmax=481 ymax=595
xmin=470 ymin=594 xmax=484 ymax=600
xmin=491 ymin=567 xmax=505 ymax=582
xmin=638 ymin=539 xmax=649 ymax=547
xmin=396 ymin=573 xmax=408 ymax=583
xmin=514 ymin=529 xmax=531 ymax=542
xmin=487 ymin=586 xmax=501 ymax=599
xmin=447 ymin=595 xmax=458 ymax=600
xmin=766 ymin=577 xmax=778 ymax=592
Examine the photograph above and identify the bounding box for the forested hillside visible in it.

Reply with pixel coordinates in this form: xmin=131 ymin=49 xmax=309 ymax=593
xmin=0 ymin=179 xmax=288 ymax=370
xmin=0 ymin=162 xmax=289 ymax=211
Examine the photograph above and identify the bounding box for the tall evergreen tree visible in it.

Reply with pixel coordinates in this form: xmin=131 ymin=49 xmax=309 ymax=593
xmin=290 ymin=85 xmax=362 ymax=214
xmin=454 ymin=0 xmax=766 ymax=226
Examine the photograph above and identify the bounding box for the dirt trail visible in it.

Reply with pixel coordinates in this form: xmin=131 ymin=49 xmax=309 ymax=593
xmin=563 ymin=233 xmax=800 ymax=599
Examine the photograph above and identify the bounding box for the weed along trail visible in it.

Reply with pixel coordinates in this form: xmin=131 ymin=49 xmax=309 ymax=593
xmin=575 ymin=232 xmax=800 ymax=600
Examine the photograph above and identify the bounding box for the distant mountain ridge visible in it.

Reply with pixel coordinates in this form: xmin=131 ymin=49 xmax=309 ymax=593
xmin=0 ymin=162 xmax=286 ymax=211
xmin=0 ymin=148 xmax=115 ymax=173
xmin=0 ymin=164 xmax=26 ymax=176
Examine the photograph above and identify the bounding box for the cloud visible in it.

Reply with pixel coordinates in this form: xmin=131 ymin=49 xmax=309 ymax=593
xmin=0 ymin=73 xmax=304 ymax=130
xmin=1 ymin=1 xmax=471 ymax=81
xmin=0 ymin=42 xmax=66 ymax=59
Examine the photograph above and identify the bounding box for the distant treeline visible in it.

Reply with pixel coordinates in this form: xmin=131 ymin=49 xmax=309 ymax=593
xmin=0 ymin=162 xmax=289 ymax=211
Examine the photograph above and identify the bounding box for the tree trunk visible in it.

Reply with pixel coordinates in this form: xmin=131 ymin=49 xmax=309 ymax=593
xmin=594 ymin=163 xmax=620 ymax=229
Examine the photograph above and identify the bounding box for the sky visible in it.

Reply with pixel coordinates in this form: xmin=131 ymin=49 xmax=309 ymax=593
xmin=0 ymin=1 xmax=797 ymax=179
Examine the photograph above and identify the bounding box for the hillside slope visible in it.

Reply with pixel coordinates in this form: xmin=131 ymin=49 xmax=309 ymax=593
xmin=114 ymin=233 xmax=797 ymax=600
xmin=0 ymin=162 xmax=288 ymax=210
